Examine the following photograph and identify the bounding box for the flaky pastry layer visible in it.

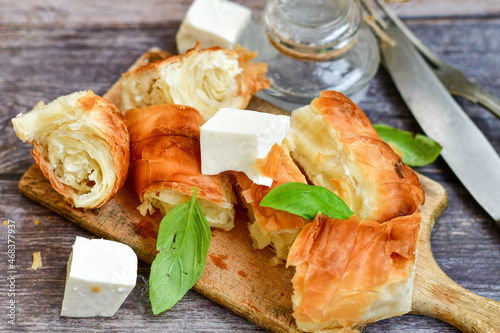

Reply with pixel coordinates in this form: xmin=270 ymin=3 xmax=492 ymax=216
xmin=12 ymin=90 xmax=129 ymax=209
xmin=284 ymin=90 xmax=425 ymax=222
xmin=235 ymin=144 xmax=307 ymax=261
xmin=125 ymin=104 xmax=235 ymax=230
xmin=121 ymin=44 xmax=270 ymax=120
xmin=288 ymin=213 xmax=421 ymax=331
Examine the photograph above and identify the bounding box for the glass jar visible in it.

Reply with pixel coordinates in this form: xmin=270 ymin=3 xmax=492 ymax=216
xmin=239 ymin=0 xmax=380 ymax=110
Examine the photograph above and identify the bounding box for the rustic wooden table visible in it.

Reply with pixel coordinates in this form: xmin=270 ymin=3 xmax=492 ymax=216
xmin=0 ymin=0 xmax=499 ymax=332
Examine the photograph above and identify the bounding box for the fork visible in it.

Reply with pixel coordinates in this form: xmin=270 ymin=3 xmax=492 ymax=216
xmin=360 ymin=0 xmax=500 ymax=119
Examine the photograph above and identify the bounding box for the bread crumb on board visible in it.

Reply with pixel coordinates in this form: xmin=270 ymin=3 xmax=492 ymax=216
xmin=31 ymin=252 xmax=42 ymax=271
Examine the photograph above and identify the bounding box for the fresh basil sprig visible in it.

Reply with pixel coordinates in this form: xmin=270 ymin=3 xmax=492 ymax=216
xmin=259 ymin=182 xmax=355 ymax=220
xmin=149 ymin=187 xmax=211 ymax=315
xmin=374 ymin=123 xmax=442 ymax=167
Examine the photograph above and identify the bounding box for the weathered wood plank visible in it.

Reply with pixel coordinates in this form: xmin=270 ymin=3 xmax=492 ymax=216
xmin=0 ymin=0 xmax=499 ymax=28
xmin=15 ymin=160 xmax=450 ymax=333
xmin=0 ymin=179 xmax=267 ymax=332
xmin=8 ymin=168 xmax=500 ymax=333
xmin=0 ymin=25 xmax=177 ymax=174
xmin=1 ymin=21 xmax=499 ymax=174
xmin=389 ymin=0 xmax=500 ymax=18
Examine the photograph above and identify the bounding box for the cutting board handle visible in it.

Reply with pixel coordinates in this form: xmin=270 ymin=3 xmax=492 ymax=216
xmin=412 ymin=243 xmax=500 ymax=332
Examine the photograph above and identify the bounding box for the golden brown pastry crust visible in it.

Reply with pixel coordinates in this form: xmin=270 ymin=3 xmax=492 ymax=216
xmin=126 ymin=104 xmax=202 ymax=143
xmin=288 ymin=212 xmax=421 ymax=331
xmin=121 ymin=43 xmax=270 ymax=119
xmin=125 ymin=104 xmax=226 ymax=207
xmin=232 ymin=45 xmax=271 ymax=103
xmin=285 ymin=90 xmax=424 ymax=222
xmin=13 ymin=90 xmax=129 ymax=209
xmin=236 ymin=144 xmax=307 ymax=233
xmin=280 ymin=91 xmax=427 ymax=331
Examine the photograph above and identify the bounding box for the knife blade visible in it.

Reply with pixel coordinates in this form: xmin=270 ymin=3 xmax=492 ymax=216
xmin=381 ymin=26 xmax=500 ymax=224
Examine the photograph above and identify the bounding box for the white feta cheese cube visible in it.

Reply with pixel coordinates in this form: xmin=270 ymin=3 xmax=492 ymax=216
xmin=176 ymin=0 xmax=252 ymax=54
xmin=60 ymin=236 xmax=137 ymax=317
xmin=201 ymin=108 xmax=290 ymax=186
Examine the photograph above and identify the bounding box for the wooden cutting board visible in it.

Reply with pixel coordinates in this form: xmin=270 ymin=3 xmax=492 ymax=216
xmin=18 ymin=50 xmax=500 ymax=332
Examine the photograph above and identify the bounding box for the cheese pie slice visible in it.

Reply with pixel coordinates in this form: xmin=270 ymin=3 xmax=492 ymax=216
xmin=125 ymin=104 xmax=235 ymax=230
xmin=235 ymin=143 xmax=307 ymax=263
xmin=122 ymin=44 xmax=270 ymax=120
xmin=288 ymin=213 xmax=421 ymax=331
xmin=12 ymin=90 xmax=129 ymax=209
xmin=284 ymin=90 xmax=425 ymax=222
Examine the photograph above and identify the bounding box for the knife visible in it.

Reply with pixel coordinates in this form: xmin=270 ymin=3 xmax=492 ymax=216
xmin=381 ymin=26 xmax=500 ymax=224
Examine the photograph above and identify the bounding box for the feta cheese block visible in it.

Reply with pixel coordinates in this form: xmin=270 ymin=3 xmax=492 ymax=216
xmin=60 ymin=236 xmax=137 ymax=317
xmin=201 ymin=108 xmax=290 ymax=186
xmin=176 ymin=0 xmax=252 ymax=54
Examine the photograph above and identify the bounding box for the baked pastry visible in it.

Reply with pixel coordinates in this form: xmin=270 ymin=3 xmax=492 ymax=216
xmin=284 ymin=90 xmax=425 ymax=222
xmin=12 ymin=90 xmax=129 ymax=209
xmin=287 ymin=212 xmax=421 ymax=331
xmin=235 ymin=143 xmax=307 ymax=263
xmin=279 ymin=91 xmax=426 ymax=330
xmin=121 ymin=44 xmax=270 ymax=120
xmin=125 ymin=104 xmax=235 ymax=230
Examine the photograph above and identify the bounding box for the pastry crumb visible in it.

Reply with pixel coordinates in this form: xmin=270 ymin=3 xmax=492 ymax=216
xmin=91 ymin=286 xmax=102 ymax=294
xmin=32 ymin=252 xmax=42 ymax=271
xmin=2 ymin=220 xmax=8 ymax=226
xmin=268 ymin=256 xmax=284 ymax=266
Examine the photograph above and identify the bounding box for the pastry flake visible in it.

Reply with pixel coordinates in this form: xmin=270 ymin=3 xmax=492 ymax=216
xmin=284 ymin=90 xmax=425 ymax=222
xmin=125 ymin=104 xmax=235 ymax=230
xmin=12 ymin=90 xmax=129 ymax=209
xmin=235 ymin=143 xmax=307 ymax=260
xmin=287 ymin=213 xmax=421 ymax=331
xmin=121 ymin=44 xmax=270 ymax=120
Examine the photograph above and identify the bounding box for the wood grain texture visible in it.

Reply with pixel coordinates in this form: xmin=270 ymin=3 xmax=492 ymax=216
xmin=1 ymin=21 xmax=499 ymax=175
xmin=17 ymin=157 xmax=448 ymax=333
xmin=1 ymin=3 xmax=500 ymax=332
xmin=411 ymin=178 xmax=500 ymax=332
xmin=0 ymin=0 xmax=499 ymax=28
xmin=18 ymin=164 xmax=297 ymax=332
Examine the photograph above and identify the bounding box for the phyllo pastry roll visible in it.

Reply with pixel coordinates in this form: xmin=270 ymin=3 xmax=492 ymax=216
xmin=125 ymin=104 xmax=235 ymax=230
xmin=12 ymin=90 xmax=129 ymax=209
xmin=287 ymin=212 xmax=421 ymax=331
xmin=235 ymin=143 xmax=307 ymax=262
xmin=121 ymin=44 xmax=271 ymax=120
xmin=284 ymin=90 xmax=425 ymax=223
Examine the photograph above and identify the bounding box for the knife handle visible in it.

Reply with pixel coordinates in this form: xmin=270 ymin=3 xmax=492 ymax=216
xmin=412 ymin=246 xmax=500 ymax=332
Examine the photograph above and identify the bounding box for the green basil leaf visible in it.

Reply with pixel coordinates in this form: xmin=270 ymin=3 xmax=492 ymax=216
xmin=374 ymin=123 xmax=442 ymax=167
xmin=149 ymin=187 xmax=211 ymax=315
xmin=259 ymin=182 xmax=355 ymax=220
